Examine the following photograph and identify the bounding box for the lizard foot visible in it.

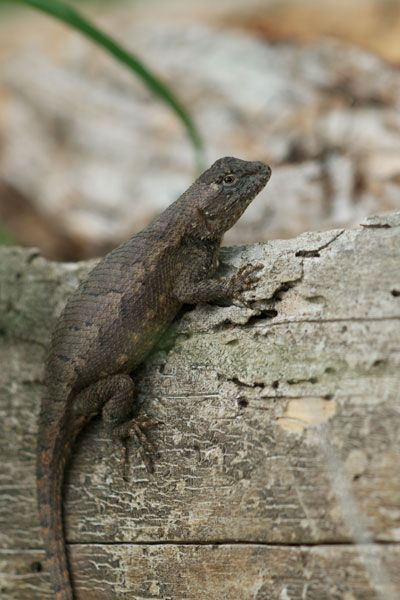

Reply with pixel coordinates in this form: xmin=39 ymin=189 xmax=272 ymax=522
xmin=113 ymin=416 xmax=160 ymax=479
xmin=229 ymin=263 xmax=263 ymax=307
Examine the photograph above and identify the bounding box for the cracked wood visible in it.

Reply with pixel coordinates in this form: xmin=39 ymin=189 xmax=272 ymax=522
xmin=0 ymin=211 xmax=399 ymax=599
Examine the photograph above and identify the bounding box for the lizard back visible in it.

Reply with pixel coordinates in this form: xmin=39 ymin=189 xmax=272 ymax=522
xmin=46 ymin=220 xmax=187 ymax=396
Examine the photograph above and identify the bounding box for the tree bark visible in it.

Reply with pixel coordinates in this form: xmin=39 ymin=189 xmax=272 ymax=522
xmin=1 ymin=212 xmax=399 ymax=599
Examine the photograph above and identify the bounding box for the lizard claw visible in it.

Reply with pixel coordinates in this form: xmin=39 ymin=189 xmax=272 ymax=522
xmin=228 ymin=263 xmax=263 ymax=304
xmin=113 ymin=415 xmax=161 ymax=479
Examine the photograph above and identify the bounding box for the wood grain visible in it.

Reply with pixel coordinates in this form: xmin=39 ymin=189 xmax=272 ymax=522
xmin=1 ymin=213 xmax=399 ymax=598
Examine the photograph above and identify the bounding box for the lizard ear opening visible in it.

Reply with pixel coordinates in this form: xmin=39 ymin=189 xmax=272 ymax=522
xmin=197 ymin=206 xmax=217 ymax=229
xmin=193 ymin=207 xmax=218 ymax=238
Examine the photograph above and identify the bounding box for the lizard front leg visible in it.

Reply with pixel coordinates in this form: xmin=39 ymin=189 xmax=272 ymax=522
xmin=174 ymin=262 xmax=263 ymax=305
xmin=74 ymin=374 xmax=157 ymax=476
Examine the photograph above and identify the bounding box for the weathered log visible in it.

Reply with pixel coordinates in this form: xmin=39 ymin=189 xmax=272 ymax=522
xmin=0 ymin=212 xmax=399 ymax=599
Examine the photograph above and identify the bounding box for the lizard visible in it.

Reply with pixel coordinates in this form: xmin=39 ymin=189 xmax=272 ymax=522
xmin=37 ymin=156 xmax=271 ymax=599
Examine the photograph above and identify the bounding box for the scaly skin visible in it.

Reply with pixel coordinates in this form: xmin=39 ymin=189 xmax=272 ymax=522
xmin=37 ymin=156 xmax=271 ymax=599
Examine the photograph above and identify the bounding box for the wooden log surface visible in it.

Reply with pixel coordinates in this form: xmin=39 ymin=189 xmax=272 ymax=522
xmin=0 ymin=211 xmax=400 ymax=599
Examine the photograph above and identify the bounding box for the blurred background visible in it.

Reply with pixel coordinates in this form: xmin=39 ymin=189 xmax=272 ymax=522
xmin=0 ymin=0 xmax=399 ymax=260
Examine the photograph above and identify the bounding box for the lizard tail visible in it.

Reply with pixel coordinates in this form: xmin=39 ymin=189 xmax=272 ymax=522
xmin=37 ymin=402 xmax=85 ymax=600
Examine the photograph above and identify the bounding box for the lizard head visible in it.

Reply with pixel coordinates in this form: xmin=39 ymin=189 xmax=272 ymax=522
xmin=188 ymin=156 xmax=271 ymax=240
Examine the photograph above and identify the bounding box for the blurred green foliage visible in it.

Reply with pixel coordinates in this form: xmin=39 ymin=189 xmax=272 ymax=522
xmin=0 ymin=220 xmax=15 ymax=246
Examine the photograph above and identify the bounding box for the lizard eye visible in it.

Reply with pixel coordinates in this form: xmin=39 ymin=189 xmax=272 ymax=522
xmin=222 ymin=174 xmax=236 ymax=186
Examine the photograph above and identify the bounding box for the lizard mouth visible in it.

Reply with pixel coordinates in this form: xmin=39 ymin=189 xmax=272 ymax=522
xmin=256 ymin=163 xmax=272 ymax=184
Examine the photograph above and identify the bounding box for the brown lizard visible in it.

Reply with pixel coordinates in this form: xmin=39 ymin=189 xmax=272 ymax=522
xmin=37 ymin=156 xmax=271 ymax=599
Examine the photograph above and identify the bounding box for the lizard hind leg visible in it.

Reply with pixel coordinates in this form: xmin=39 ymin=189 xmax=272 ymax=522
xmin=74 ymin=374 xmax=158 ymax=478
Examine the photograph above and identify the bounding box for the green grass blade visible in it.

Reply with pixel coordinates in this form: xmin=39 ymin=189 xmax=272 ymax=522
xmin=8 ymin=0 xmax=205 ymax=170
